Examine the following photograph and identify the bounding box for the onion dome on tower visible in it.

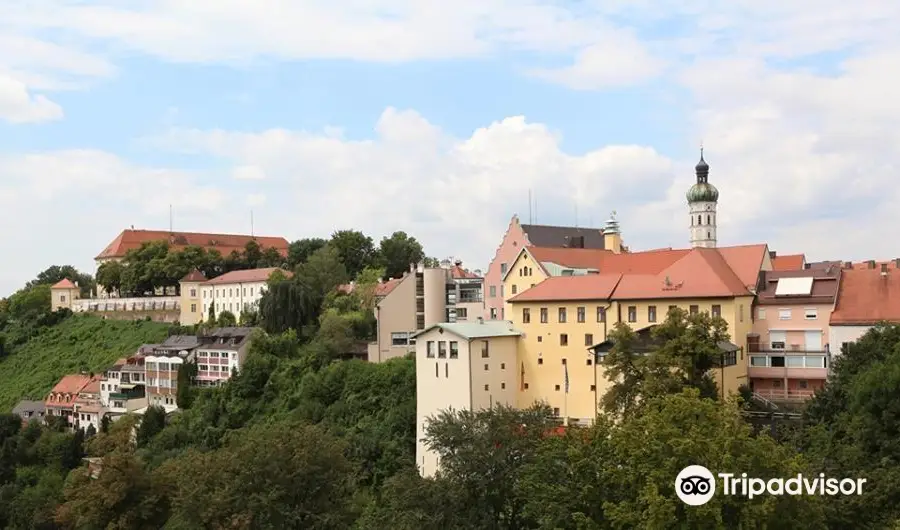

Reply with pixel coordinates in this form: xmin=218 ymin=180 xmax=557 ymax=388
xmin=686 ymin=148 xmax=719 ymax=203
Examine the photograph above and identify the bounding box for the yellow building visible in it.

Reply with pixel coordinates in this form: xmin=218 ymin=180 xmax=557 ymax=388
xmin=506 ymin=244 xmax=770 ymax=424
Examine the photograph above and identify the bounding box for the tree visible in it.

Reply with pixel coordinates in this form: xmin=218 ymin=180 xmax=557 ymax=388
xmin=244 ymin=240 xmax=263 ymax=269
xmin=288 ymin=238 xmax=328 ymax=268
xmin=207 ymin=301 xmax=215 ymax=323
xmin=136 ymin=406 xmax=167 ymax=448
xmin=297 ymin=245 xmax=350 ymax=303
xmin=329 ymin=230 xmax=377 ymax=278
xmin=100 ymin=415 xmax=111 ymax=434
xmin=176 ymin=362 xmax=198 ymax=409
xmin=96 ymin=260 xmax=124 ymax=295
xmin=6 ymin=284 xmax=51 ymax=321
xmin=378 ymin=231 xmax=425 ymax=279
xmin=28 ymin=265 xmax=95 ymax=297
xmin=217 ymin=310 xmax=237 ymax=327
xmin=158 ymin=421 xmax=356 ymax=529
xmin=85 ymin=424 xmax=97 ymax=438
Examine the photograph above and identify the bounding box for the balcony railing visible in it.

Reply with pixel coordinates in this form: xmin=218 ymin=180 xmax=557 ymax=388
xmin=752 ymin=388 xmax=816 ymax=402
xmin=458 ymin=295 xmax=484 ymax=303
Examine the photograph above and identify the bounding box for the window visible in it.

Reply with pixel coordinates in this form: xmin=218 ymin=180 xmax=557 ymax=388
xmin=562 ymin=358 xmax=567 ymax=365
xmin=553 ymin=407 xmax=560 ymax=416
xmin=798 ymin=380 xmax=809 ymax=389
xmin=778 ymin=309 xmax=791 ymax=320
xmin=555 ymin=385 xmax=561 ymax=391
xmin=501 ymin=363 xmax=505 ymax=369
xmin=587 ymin=358 xmax=593 ymax=365
xmin=558 ymin=308 xmax=567 ymax=323
xmin=60 ymin=295 xmax=66 ymax=302
xmin=435 ymin=363 xmax=438 ymax=377
xmin=501 ymin=382 xmax=506 ymax=389
xmin=739 ymin=304 xmax=744 ymax=322
xmin=522 ymin=308 xmax=531 ymax=323
xmin=770 ymin=356 xmax=785 ymax=367
xmin=722 ymin=351 xmax=737 ymax=366
xmin=805 ymin=356 xmax=826 ymax=368
xmin=190 ymin=288 xmax=197 ymax=297
xmin=449 ymin=341 xmax=459 ymax=359
xmin=500 ymin=263 xmax=508 ymax=275
xmin=511 ymin=284 xmax=518 ymax=295
xmin=585 ymin=333 xmax=593 ymax=346
xmin=750 ymin=356 xmax=768 ymax=367
xmin=484 ymin=364 xmax=489 ymax=371
xmin=445 ymin=364 xmax=449 ymax=378
xmin=191 ymin=303 xmax=197 ymax=313
xmin=577 ymin=306 xmax=585 ymax=323
xmin=648 ymin=305 xmax=657 ymax=323
xmin=804 ymin=308 xmax=818 ymax=320
xmin=537 ymin=336 xmax=542 ymax=343
xmin=560 ymin=334 xmax=568 ymax=346
xmin=229 ymin=288 xmax=232 ymax=297
xmin=689 ymin=305 xmax=699 ymax=315
xmin=500 ymin=285 xmax=505 ymax=297
xmin=590 ymin=384 xmax=597 ymax=391
xmin=438 ymin=342 xmax=447 ymax=358
xmin=540 ymin=308 xmax=548 ymax=323
xmin=770 ymin=331 xmax=786 ymax=350
xmin=481 ymin=341 xmax=490 ymax=358
xmin=669 ymin=305 xmax=677 ymax=314
xmin=250 ymin=287 xmax=254 ymax=296
xmin=785 ymin=356 xmax=804 ymax=367
xmin=490 ymin=286 xmax=497 ymax=297
xmin=524 ymin=383 xmax=529 ymax=389
xmin=538 ymin=358 xmax=544 ymax=365
xmin=627 ymin=306 xmax=637 ymax=322
xmin=391 ymin=332 xmax=409 ymax=346
xmin=758 ymin=308 xmax=767 ymax=320
xmin=457 ymin=308 xmax=468 ymax=318
xmin=711 ymin=304 xmax=721 ymax=318
xmin=596 ymin=306 xmax=606 ymax=322
xmin=490 ymin=308 xmax=498 ymax=319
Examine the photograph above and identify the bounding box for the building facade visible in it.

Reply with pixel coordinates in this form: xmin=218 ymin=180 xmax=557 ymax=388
xmin=194 ymin=268 xmax=289 ymax=323
xmin=413 ymin=321 xmax=521 ymax=478
xmin=750 ymin=267 xmax=840 ymax=402
xmin=830 ymin=264 xmax=900 ymax=350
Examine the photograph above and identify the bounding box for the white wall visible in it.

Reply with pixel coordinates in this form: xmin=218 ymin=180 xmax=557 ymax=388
xmin=202 ymin=280 xmax=267 ymax=320
xmin=830 ymin=325 xmax=873 ymax=355
xmin=415 ymin=329 xmax=473 ymax=478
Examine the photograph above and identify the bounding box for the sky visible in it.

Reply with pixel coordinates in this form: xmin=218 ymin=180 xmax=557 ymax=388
xmin=2 ymin=0 xmax=900 ymax=296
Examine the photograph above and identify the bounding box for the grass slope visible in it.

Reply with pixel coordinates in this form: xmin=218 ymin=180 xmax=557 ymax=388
xmin=0 ymin=315 xmax=171 ymax=411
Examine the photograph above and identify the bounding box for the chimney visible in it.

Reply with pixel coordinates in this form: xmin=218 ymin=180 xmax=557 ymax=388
xmin=881 ymin=263 xmax=888 ymax=277
xmin=843 ymin=261 xmax=852 ymax=269
xmin=895 ymin=258 xmax=900 ymax=269
xmin=769 ymin=251 xmax=776 ymax=259
xmin=868 ymin=260 xmax=876 ymax=269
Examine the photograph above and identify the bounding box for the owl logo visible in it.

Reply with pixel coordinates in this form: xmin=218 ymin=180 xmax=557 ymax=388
xmin=676 ymin=465 xmax=716 ymax=506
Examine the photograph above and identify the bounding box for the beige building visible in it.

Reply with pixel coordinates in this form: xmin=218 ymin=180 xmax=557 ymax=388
xmin=412 ymin=320 xmax=521 ymax=478
xmin=367 ymin=261 xmax=485 ymax=363
xmin=178 ymin=267 xmax=290 ymax=325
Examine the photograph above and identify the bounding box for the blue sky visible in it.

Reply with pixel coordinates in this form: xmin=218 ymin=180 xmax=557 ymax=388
xmin=1 ymin=1 xmax=899 ymax=295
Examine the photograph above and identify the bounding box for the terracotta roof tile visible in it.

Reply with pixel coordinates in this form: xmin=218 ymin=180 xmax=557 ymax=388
xmin=181 ymin=270 xmax=207 ymax=282
xmin=49 ymin=374 xmax=94 ymax=395
xmin=376 ymin=277 xmax=403 ymax=297
xmin=96 ymin=229 xmax=289 ymax=260
xmin=596 ymin=248 xmax=690 ymax=274
xmin=51 ymin=279 xmax=77 ymax=289
xmin=450 ymin=265 xmax=480 ymax=279
xmin=716 ymin=244 xmax=769 ymax=290
xmin=203 ymin=267 xmax=292 ymax=285
xmin=831 ymin=269 xmax=900 ymax=325
xmin=508 ymin=274 xmax=623 ymax=302
xmin=771 ymin=254 xmax=806 ymax=271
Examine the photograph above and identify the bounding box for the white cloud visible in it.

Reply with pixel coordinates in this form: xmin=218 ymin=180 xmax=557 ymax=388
xmin=0 ymin=74 xmax=63 ymax=123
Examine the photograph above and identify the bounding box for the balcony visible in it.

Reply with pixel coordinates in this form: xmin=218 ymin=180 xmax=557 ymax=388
xmin=753 ymin=388 xmax=816 ymax=402
xmin=748 ymin=352 xmax=828 ymax=380
xmin=458 ymin=294 xmax=484 ymax=303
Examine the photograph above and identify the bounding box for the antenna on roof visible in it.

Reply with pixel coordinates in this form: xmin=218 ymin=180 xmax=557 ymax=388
xmin=528 ymin=189 xmax=533 ymax=224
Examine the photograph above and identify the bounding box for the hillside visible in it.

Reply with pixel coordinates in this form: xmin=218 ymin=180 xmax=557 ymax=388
xmin=0 ymin=315 xmax=171 ymax=411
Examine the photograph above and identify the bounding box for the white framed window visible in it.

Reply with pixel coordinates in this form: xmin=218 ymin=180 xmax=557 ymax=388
xmin=804 ymin=308 xmax=818 ymax=320
xmin=769 ymin=330 xmax=786 ymax=350
xmin=778 ymin=309 xmax=791 ymax=320
xmin=758 ymin=308 xmax=766 ymax=320
xmin=750 ymin=355 xmax=768 ymax=367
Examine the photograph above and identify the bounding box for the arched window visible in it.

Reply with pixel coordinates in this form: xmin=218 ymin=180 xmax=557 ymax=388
xmin=698 ymin=214 xmax=702 ymax=225
xmin=707 ymin=231 xmax=711 ymax=239
xmin=706 ymin=214 xmax=711 ymax=224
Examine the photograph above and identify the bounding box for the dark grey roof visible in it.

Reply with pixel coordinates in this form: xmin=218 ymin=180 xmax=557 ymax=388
xmin=12 ymin=400 xmax=45 ymax=415
xmin=521 ymin=224 xmax=606 ymax=249
xmin=159 ymin=335 xmax=202 ymax=350
xmin=210 ymin=327 xmax=256 ymax=337
xmin=199 ymin=327 xmax=255 ymax=351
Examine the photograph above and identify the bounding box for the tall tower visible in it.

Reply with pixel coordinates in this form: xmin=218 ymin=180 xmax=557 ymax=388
xmin=686 ymin=148 xmax=719 ymax=248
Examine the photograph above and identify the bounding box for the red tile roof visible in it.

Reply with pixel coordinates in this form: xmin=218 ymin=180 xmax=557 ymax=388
xmin=509 ymin=247 xmax=755 ymax=303
xmin=376 ymin=277 xmax=403 ymax=297
xmin=203 ymin=267 xmax=292 ymax=285
xmin=450 ymin=265 xmax=480 ymax=279
xmin=181 ymin=270 xmax=207 ymax=282
xmin=771 ymin=254 xmax=806 ymax=271
xmin=717 ymin=244 xmax=770 ymax=290
xmin=830 ymin=269 xmax=900 ymax=325
xmin=96 ymin=229 xmax=289 ymax=260
xmin=45 ymin=374 xmax=97 ymax=409
xmin=51 ymin=279 xmax=77 ymax=289
xmin=509 ymin=274 xmax=623 ymax=302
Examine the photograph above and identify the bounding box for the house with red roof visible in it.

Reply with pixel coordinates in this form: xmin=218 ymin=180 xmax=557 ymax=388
xmin=45 ymin=374 xmax=98 ymax=425
xmin=179 ymin=267 xmax=292 ymax=325
xmin=829 ymin=265 xmax=900 ymax=352
xmin=50 ymin=279 xmax=81 ymax=311
xmin=95 ymin=228 xmax=289 ymax=264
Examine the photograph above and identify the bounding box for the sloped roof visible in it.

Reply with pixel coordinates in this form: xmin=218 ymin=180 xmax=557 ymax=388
xmin=12 ymin=400 xmax=45 ymax=415
xmin=528 ymin=247 xmax=610 ymax=269
xmin=51 ymin=278 xmax=77 ymax=289
xmin=521 ymin=224 xmax=606 ymax=249
xmin=757 ymin=268 xmax=840 ymax=306
xmin=181 ymin=269 xmax=207 ymax=282
xmin=831 ymin=269 xmax=900 ymax=325
xmin=49 ymin=374 xmax=94 ymax=395
xmin=716 ymin=244 xmax=769 ymax=290
xmin=771 ymin=254 xmax=806 ymax=271
xmin=96 ymin=229 xmax=289 ymax=260
xmin=450 ymin=264 xmax=480 ymax=279
xmin=376 ymin=277 xmax=403 ymax=297
xmin=203 ymin=267 xmax=291 ymax=285
xmin=508 ymin=274 xmax=623 ymax=302
xmin=412 ymin=321 xmax=522 ymax=340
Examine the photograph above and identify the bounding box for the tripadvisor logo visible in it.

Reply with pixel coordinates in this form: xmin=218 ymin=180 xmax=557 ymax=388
xmin=675 ymin=465 xmax=867 ymax=505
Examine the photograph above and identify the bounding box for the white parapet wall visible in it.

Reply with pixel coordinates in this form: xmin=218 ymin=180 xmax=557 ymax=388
xmin=71 ymin=296 xmax=181 ymax=313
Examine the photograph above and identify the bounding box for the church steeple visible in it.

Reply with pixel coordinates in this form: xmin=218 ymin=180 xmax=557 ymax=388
xmin=686 ymin=147 xmax=719 ymax=248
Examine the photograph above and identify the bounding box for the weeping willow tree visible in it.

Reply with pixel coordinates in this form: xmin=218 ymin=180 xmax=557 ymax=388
xmin=258 ymin=279 xmax=318 ymax=335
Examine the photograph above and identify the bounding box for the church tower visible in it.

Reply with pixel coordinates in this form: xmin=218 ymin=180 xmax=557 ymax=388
xmin=686 ymin=148 xmax=719 ymax=248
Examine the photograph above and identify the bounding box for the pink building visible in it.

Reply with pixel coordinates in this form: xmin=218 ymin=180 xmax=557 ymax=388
xmin=484 ymin=215 xmax=609 ymax=321
xmin=748 ymin=266 xmax=841 ymax=402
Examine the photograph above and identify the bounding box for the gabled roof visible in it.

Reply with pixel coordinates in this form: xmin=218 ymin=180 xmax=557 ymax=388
xmin=450 ymin=264 xmax=480 ymax=279
xmin=12 ymin=400 xmax=45 ymax=415
xmin=830 ymin=269 xmax=900 ymax=325
xmin=49 ymin=374 xmax=94 ymax=395
xmin=411 ymin=321 xmax=522 ymax=340
xmin=756 ymin=268 xmax=840 ymax=306
xmin=521 ymin=224 xmax=606 ymax=249
xmin=508 ymin=274 xmax=623 ymax=303
xmin=771 ymin=254 xmax=806 ymax=271
xmin=716 ymin=244 xmax=770 ymax=291
xmin=202 ymin=267 xmax=291 ymax=285
xmin=96 ymin=229 xmax=289 ymax=260
xmin=51 ymin=278 xmax=77 ymax=289
xmin=376 ymin=277 xmax=403 ymax=297
xmin=181 ymin=269 xmax=207 ymax=282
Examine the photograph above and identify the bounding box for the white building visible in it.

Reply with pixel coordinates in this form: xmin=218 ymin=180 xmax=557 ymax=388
xmin=412 ymin=320 xmax=521 ymax=478
xmin=197 ymin=267 xmax=290 ymax=322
